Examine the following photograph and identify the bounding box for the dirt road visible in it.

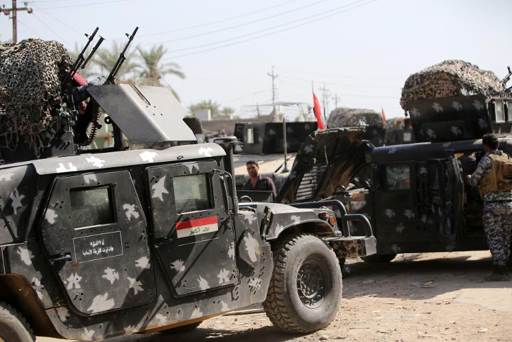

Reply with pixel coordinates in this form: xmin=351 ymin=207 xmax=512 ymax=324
xmin=38 ymin=251 xmax=512 ymax=342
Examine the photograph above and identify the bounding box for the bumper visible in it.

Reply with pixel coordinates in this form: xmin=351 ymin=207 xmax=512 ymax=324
xmin=325 ymin=236 xmax=377 ymax=258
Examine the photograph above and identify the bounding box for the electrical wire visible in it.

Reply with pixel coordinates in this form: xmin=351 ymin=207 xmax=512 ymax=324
xmin=34 ymin=6 xmax=83 ymax=35
xmin=164 ymin=0 xmax=376 ymax=59
xmin=140 ymin=0 xmax=303 ymax=36
xmin=149 ymin=0 xmax=333 ymax=42
xmin=35 ymin=0 xmax=134 ymax=10
xmin=31 ymin=12 xmax=69 ymax=42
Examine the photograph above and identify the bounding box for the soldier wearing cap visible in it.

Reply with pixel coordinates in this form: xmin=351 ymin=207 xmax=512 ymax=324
xmin=468 ymin=133 xmax=512 ymax=281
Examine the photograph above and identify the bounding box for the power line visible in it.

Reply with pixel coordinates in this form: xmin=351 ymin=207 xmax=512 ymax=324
xmin=140 ymin=0 xmax=301 ymax=37
xmin=164 ymin=0 xmax=370 ymax=51
xmin=31 ymin=12 xmax=68 ymax=42
xmin=16 ymin=17 xmax=37 ymax=36
xmin=165 ymin=0 xmax=377 ymax=59
xmin=153 ymin=0 xmax=333 ymax=43
xmin=33 ymin=5 xmax=82 ymax=35
xmin=35 ymin=0 xmax=133 ymax=10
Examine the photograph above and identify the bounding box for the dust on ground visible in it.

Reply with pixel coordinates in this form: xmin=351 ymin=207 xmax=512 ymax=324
xmin=38 ymin=251 xmax=512 ymax=342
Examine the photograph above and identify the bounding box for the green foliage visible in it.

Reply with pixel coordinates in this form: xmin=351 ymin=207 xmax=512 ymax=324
xmin=93 ymin=41 xmax=139 ymax=80
xmin=70 ymin=42 xmax=186 ymax=99
xmin=188 ymin=100 xmax=236 ymax=120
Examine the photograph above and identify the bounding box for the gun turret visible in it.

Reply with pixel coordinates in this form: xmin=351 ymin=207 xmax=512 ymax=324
xmin=74 ymin=27 xmax=139 ymax=149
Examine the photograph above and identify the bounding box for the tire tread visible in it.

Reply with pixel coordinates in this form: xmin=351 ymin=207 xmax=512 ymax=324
xmin=0 ymin=301 xmax=35 ymax=342
xmin=263 ymin=233 xmax=336 ymax=334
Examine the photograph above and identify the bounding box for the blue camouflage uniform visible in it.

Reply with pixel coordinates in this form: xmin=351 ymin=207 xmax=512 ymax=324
xmin=469 ymin=150 xmax=512 ymax=267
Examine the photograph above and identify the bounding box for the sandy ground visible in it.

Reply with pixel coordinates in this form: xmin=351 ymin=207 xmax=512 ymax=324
xmin=38 ymin=251 xmax=512 ymax=342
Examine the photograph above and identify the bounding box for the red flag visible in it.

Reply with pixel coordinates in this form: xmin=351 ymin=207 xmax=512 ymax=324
xmin=380 ymin=107 xmax=387 ymax=125
xmin=313 ymin=92 xmax=325 ymax=129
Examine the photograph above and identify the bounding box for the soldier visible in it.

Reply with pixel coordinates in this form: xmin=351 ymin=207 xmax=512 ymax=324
xmin=468 ymin=134 xmax=512 ymax=281
xmin=244 ymin=160 xmax=277 ymax=197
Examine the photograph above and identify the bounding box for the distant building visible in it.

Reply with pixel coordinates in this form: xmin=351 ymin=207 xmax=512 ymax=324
xmin=194 ymin=109 xmax=211 ymax=121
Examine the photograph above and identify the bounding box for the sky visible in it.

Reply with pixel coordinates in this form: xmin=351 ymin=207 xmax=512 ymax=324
xmin=1 ymin=0 xmax=511 ymax=119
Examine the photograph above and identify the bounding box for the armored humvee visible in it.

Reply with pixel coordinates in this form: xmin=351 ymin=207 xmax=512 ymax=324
xmin=0 ymin=34 xmax=378 ymax=342
xmin=280 ymin=94 xmax=512 ymax=263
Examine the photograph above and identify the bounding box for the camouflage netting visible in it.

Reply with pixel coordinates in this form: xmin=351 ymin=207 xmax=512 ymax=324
xmin=327 ymin=107 xmax=383 ymax=128
xmin=0 ymin=39 xmax=73 ymax=155
xmin=400 ymin=59 xmax=504 ymax=111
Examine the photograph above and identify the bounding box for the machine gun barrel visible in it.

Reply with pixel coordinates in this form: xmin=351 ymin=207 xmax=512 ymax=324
xmin=82 ymin=35 xmax=105 ymax=70
xmin=66 ymin=27 xmax=99 ymax=84
xmin=106 ymin=26 xmax=139 ymax=84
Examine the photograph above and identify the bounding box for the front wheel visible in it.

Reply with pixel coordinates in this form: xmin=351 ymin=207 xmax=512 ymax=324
xmin=0 ymin=302 xmax=34 ymax=342
xmin=263 ymin=233 xmax=342 ymax=334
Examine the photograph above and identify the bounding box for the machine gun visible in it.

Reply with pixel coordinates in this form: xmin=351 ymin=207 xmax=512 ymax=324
xmin=64 ymin=27 xmax=104 ymax=86
xmin=73 ymin=27 xmax=139 ymax=149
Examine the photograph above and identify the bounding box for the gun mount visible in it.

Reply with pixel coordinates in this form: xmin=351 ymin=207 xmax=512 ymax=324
xmin=0 ymin=27 xmax=197 ymax=165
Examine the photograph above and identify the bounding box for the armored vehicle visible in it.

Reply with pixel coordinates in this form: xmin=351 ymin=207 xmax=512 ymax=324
xmin=279 ymin=85 xmax=512 ymax=263
xmin=0 ymin=32 xmax=377 ymax=342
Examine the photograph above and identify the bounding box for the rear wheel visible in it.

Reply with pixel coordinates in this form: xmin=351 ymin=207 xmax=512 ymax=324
xmin=361 ymin=253 xmax=396 ymax=263
xmin=264 ymin=233 xmax=342 ymax=334
xmin=0 ymin=302 xmax=34 ymax=342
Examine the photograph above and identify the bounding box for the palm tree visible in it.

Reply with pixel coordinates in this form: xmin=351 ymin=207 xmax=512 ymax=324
xmin=92 ymin=41 xmax=138 ymax=81
xmin=137 ymin=44 xmax=185 ymax=99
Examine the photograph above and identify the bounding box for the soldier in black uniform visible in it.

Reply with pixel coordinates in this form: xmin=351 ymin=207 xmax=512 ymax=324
xmin=244 ymin=160 xmax=277 ymax=197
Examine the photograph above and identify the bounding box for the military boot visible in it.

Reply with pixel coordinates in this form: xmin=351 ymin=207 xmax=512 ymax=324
xmin=485 ymin=265 xmax=511 ymax=281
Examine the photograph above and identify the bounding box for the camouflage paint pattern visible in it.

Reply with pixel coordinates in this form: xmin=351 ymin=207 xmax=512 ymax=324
xmin=0 ymin=142 xmax=344 ymax=341
xmin=482 ymin=201 xmax=512 ymax=266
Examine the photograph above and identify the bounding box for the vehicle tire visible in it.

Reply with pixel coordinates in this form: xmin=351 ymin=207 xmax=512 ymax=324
xmin=0 ymin=302 xmax=34 ymax=342
xmin=361 ymin=253 xmax=396 ymax=263
xmin=263 ymin=233 xmax=342 ymax=334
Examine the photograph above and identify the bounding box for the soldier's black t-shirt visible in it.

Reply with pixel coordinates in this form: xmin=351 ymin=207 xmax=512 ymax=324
xmin=243 ymin=176 xmax=277 ymax=197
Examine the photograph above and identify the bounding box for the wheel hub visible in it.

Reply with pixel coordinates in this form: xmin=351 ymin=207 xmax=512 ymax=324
xmin=297 ymin=260 xmax=327 ymax=308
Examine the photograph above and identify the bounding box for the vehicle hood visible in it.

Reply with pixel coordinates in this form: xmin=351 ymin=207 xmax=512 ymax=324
xmin=276 ymin=128 xmax=372 ymax=203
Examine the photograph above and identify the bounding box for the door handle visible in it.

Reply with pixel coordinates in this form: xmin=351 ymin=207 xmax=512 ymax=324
xmin=50 ymin=253 xmax=73 ymax=263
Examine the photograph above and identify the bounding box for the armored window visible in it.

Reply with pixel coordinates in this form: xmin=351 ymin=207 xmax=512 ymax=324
xmin=173 ymin=174 xmax=212 ymax=213
xmin=385 ymin=165 xmax=411 ymax=190
xmin=495 ymin=100 xmax=505 ymax=123
xmin=70 ymin=186 xmax=115 ymax=228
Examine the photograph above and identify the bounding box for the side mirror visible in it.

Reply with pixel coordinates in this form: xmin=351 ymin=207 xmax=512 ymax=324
xmin=218 ymin=171 xmax=234 ymax=214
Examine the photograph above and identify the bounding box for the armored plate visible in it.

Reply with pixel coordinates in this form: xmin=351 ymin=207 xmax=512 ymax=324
xmin=0 ymin=144 xmax=226 ymax=176
xmin=87 ymin=84 xmax=196 ymax=144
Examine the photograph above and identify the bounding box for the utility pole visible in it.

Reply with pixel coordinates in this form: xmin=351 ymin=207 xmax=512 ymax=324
xmin=2 ymin=1 xmax=33 ymax=44
xmin=267 ymin=66 xmax=278 ymax=119
xmin=332 ymin=93 xmax=340 ymax=109
xmin=267 ymin=66 xmax=288 ymax=173
xmin=320 ymin=84 xmax=330 ymax=123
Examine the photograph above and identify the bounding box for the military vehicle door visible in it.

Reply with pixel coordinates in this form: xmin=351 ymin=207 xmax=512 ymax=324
xmin=41 ymin=170 xmax=156 ymax=316
xmin=375 ymin=157 xmax=463 ymax=251
xmin=374 ymin=162 xmax=421 ymax=250
xmin=415 ymin=157 xmax=463 ymax=246
xmin=147 ymin=160 xmax=239 ymax=297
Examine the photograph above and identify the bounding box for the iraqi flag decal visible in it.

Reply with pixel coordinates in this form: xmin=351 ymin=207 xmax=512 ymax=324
xmin=176 ymin=216 xmax=219 ymax=238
